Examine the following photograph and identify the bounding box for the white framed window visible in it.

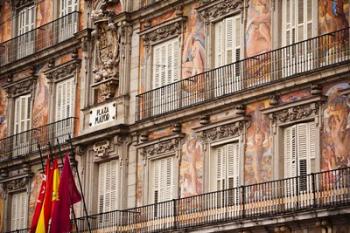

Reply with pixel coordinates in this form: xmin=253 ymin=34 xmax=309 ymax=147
xmin=13 ymin=95 xmax=31 ymax=156
xmin=58 ymin=0 xmax=78 ymax=41
xmin=281 ymin=0 xmax=317 ymax=76
xmin=55 ymin=78 xmax=75 ymax=121
xmin=98 ymin=159 xmax=120 ymax=214
xmin=284 ymin=122 xmax=317 ymax=191
xmin=152 ymin=38 xmax=180 ymax=89
xmin=211 ymin=142 xmax=240 ymax=191
xmin=152 ymin=38 xmax=180 ymax=115
xmin=17 ymin=6 xmax=35 ymax=59
xmin=10 ymin=192 xmax=28 ymax=230
xmin=214 ymin=15 xmax=242 ymax=96
xmin=55 ymin=78 xmax=75 ymax=141
xmin=150 ymin=156 xmax=176 ymax=204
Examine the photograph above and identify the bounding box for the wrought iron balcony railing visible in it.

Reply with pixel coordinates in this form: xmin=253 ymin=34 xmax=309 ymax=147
xmin=0 ymin=117 xmax=76 ymax=161
xmin=0 ymin=11 xmax=79 ymax=67
xmin=136 ymin=27 xmax=350 ymax=121
xmin=75 ymin=167 xmax=350 ymax=232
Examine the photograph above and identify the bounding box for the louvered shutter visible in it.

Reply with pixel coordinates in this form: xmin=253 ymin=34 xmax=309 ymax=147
xmin=153 ymin=158 xmax=160 ymax=204
xmin=98 ymin=160 xmax=119 ymax=214
xmin=227 ymin=143 xmax=240 ymax=189
xmin=11 ymin=192 xmax=28 ymax=230
xmin=284 ymin=125 xmax=297 ymax=178
xmin=214 ymin=21 xmax=223 ymax=68
xmin=56 ymin=78 xmax=74 ymax=121
xmin=297 ymin=123 xmax=308 ymax=192
xmin=153 ymin=47 xmax=161 ymax=89
xmin=216 ymin=147 xmax=225 ymax=191
xmin=14 ymin=95 xmax=31 ymax=134
xmin=308 ymin=122 xmax=317 ymax=173
xmin=98 ymin=162 xmax=106 ymax=214
xmin=152 ymin=157 xmax=174 ymax=203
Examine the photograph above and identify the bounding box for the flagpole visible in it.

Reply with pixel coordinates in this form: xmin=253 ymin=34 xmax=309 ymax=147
xmin=55 ymin=138 xmax=80 ymax=233
xmin=37 ymin=143 xmax=45 ymax=172
xmin=67 ymin=134 xmax=92 ymax=233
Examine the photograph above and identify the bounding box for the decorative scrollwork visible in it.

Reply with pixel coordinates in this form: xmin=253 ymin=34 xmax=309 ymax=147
xmin=202 ymin=122 xmax=244 ymax=141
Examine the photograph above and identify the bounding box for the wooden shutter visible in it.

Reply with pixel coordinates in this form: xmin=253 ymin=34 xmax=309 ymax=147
xmin=14 ymin=95 xmax=31 ymax=134
xmin=214 ymin=21 xmax=224 ymax=68
xmin=227 ymin=143 xmax=240 ymax=189
xmin=152 ymin=39 xmax=179 ymax=89
xmin=11 ymin=192 xmax=28 ymax=230
xmin=152 ymin=156 xmax=175 ymax=203
xmin=284 ymin=122 xmax=318 ymax=182
xmin=213 ymin=143 xmax=240 ymax=191
xmin=296 ymin=123 xmax=308 ymax=191
xmin=56 ymin=78 xmax=74 ymax=121
xmin=284 ymin=125 xmax=297 ymax=178
xmin=98 ymin=160 xmax=119 ymax=213
xmin=216 ymin=146 xmax=225 ymax=191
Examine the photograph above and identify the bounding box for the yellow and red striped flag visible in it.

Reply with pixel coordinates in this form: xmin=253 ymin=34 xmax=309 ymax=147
xmin=35 ymin=159 xmax=53 ymax=233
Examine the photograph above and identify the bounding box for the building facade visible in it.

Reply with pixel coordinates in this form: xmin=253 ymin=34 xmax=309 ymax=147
xmin=0 ymin=0 xmax=350 ymax=232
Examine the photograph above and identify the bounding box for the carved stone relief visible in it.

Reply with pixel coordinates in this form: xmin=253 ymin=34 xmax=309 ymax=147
xmin=202 ymin=121 xmax=244 ymax=141
xmin=141 ymin=17 xmax=187 ymax=49
xmin=198 ymin=0 xmax=244 ymax=23
xmin=93 ymin=139 xmax=111 ymax=158
xmin=3 ymin=75 xmax=37 ymax=98
xmin=6 ymin=177 xmax=28 ymax=192
xmin=272 ymin=103 xmax=319 ymax=124
xmin=144 ymin=138 xmax=180 ymax=156
xmin=45 ymin=60 xmax=80 ymax=83
xmin=91 ymin=0 xmax=125 ymax=104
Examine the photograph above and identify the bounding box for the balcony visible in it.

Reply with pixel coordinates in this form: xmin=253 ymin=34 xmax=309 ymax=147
xmin=75 ymin=167 xmax=350 ymax=232
xmin=0 ymin=117 xmax=76 ymax=161
xmin=0 ymin=12 xmax=79 ymax=67
xmin=136 ymin=27 xmax=350 ymax=121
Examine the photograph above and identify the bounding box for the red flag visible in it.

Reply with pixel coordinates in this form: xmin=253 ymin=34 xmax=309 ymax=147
xmin=30 ymin=159 xmax=50 ymax=233
xmin=50 ymin=154 xmax=81 ymax=233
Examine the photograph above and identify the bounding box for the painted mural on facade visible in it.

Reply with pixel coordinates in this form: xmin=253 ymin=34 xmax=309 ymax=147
xmin=319 ymin=0 xmax=349 ymax=34
xmin=322 ymin=82 xmax=350 ymax=170
xmin=245 ymin=100 xmax=273 ymax=185
xmin=319 ymin=0 xmax=349 ymax=63
xmin=182 ymin=4 xmax=205 ymax=93
xmin=180 ymin=120 xmax=203 ymax=197
xmin=29 ymin=171 xmax=43 ymax=224
xmin=32 ymin=73 xmax=49 ymax=129
xmin=37 ymin=0 xmax=53 ymax=26
xmin=279 ymin=89 xmax=311 ymax=104
xmin=245 ymin=0 xmax=272 ymax=87
xmin=0 ymin=87 xmax=8 ymax=140
xmin=0 ymin=1 xmax=12 ymax=43
xmin=246 ymin=0 xmax=272 ymax=57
